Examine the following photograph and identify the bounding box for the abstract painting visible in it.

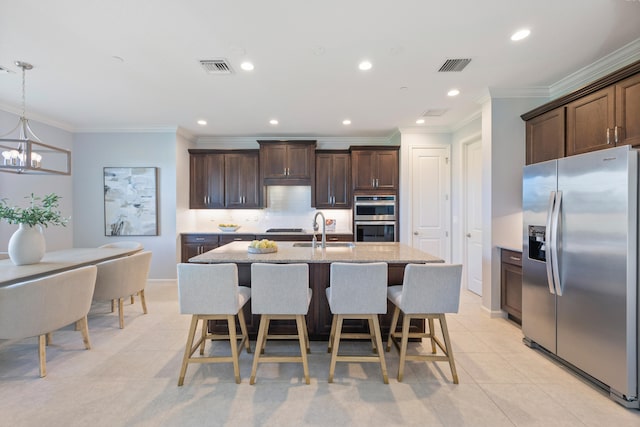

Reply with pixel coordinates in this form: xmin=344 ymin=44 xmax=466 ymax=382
xmin=104 ymin=167 xmax=158 ymax=236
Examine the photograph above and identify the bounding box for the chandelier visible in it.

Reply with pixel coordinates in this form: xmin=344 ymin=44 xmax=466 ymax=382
xmin=0 ymin=61 xmax=71 ymax=175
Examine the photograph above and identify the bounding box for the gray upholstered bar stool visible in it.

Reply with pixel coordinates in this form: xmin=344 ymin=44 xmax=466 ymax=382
xmin=327 ymin=262 xmax=389 ymax=384
xmin=176 ymin=263 xmax=251 ymax=385
xmin=250 ymin=263 xmax=312 ymax=385
xmin=386 ymin=263 xmax=463 ymax=383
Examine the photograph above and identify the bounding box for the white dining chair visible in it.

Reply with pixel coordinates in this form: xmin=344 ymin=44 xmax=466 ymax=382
xmin=0 ymin=266 xmax=97 ymax=377
xmin=386 ymin=263 xmax=463 ymax=383
xmin=99 ymin=242 xmax=143 ymax=305
xmin=92 ymin=251 xmax=152 ymax=328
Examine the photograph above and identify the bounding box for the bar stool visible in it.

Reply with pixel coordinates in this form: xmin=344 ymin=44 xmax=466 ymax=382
xmin=249 ymin=263 xmax=311 ymax=385
xmin=386 ymin=263 xmax=463 ymax=383
xmin=327 ymin=262 xmax=389 ymax=384
xmin=176 ymin=263 xmax=251 ymax=385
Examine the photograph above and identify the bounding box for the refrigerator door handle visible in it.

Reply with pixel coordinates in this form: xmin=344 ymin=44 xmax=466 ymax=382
xmin=545 ymin=191 xmax=557 ymax=295
xmin=551 ymin=191 xmax=563 ymax=296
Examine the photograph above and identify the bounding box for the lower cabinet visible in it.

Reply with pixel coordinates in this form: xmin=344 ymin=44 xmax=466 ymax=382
xmin=501 ymin=249 xmax=522 ymax=324
xmin=181 ymin=234 xmax=219 ymax=263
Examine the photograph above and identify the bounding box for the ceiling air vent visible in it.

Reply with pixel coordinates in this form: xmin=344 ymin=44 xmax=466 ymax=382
xmin=421 ymin=109 xmax=448 ymax=117
xmin=438 ymin=58 xmax=471 ymax=72
xmin=199 ymin=59 xmax=234 ymax=74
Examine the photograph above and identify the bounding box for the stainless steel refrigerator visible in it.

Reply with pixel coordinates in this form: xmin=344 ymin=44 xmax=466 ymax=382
xmin=522 ymin=145 xmax=638 ymax=408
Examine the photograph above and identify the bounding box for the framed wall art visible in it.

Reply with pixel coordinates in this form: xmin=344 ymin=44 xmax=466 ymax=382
xmin=103 ymin=167 xmax=158 ymax=236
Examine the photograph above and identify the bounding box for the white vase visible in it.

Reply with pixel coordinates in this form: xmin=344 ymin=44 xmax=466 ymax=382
xmin=8 ymin=224 xmax=46 ymax=265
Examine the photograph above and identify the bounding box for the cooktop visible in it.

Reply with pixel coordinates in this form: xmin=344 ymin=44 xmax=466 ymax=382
xmin=265 ymin=228 xmax=304 ymax=233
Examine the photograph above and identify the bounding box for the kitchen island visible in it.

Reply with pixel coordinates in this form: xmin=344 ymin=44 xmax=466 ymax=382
xmin=189 ymin=241 xmax=443 ymax=340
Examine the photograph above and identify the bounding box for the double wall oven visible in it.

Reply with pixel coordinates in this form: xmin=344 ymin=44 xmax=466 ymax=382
xmin=353 ymin=195 xmax=396 ymax=242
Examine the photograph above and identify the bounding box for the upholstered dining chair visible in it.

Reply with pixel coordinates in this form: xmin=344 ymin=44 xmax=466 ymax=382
xmin=176 ymin=263 xmax=251 ymax=385
xmin=0 ymin=265 xmax=98 ymax=377
xmin=250 ymin=263 xmax=312 ymax=385
xmin=327 ymin=262 xmax=389 ymax=384
xmin=386 ymin=263 xmax=463 ymax=383
xmin=99 ymin=241 xmax=143 ymax=305
xmin=92 ymin=251 xmax=152 ymax=328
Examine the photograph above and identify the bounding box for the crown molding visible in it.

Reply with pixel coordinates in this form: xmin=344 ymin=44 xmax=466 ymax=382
xmin=74 ymin=126 xmax=179 ymax=134
xmin=0 ymin=103 xmax=75 ymax=132
xmin=550 ymin=37 xmax=640 ymax=98
xmin=398 ymin=126 xmax=451 ymax=134
xmin=196 ymin=135 xmax=394 ymax=148
xmin=488 ymin=87 xmax=550 ymax=98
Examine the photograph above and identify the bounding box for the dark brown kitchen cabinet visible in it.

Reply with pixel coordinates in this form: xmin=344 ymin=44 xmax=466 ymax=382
xmin=566 ymin=86 xmax=615 ymax=156
xmin=350 ymin=146 xmax=399 ymax=192
xmin=615 ymin=72 xmax=640 ymax=148
xmin=501 ymin=249 xmax=522 ymax=325
xmin=523 ymin=60 xmax=640 ymax=163
xmin=189 ymin=153 xmax=224 ymax=209
xmin=219 ymin=234 xmax=256 ymax=246
xmin=181 ymin=234 xmax=219 ymax=262
xmin=526 ymin=107 xmax=565 ymax=165
xmin=314 ymin=151 xmax=351 ymax=208
xmin=189 ymin=150 xmax=261 ymax=209
xmin=258 ymin=140 xmax=316 ymax=185
xmin=224 ymin=152 xmax=260 ymax=208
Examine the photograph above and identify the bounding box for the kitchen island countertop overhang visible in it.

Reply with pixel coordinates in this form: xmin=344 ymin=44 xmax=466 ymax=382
xmin=188 ymin=241 xmax=443 ymax=264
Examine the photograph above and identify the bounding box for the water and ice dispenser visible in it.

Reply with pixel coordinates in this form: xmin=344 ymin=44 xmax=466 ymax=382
xmin=528 ymin=225 xmax=546 ymax=262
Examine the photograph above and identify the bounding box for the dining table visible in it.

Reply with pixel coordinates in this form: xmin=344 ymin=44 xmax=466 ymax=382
xmin=0 ymin=247 xmax=142 ymax=287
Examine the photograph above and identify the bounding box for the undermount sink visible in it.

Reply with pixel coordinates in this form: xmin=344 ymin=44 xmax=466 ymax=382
xmin=292 ymin=242 xmax=356 ymax=248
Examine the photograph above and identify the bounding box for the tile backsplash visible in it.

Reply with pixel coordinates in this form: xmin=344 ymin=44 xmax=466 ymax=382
xmin=191 ymin=186 xmax=352 ymax=233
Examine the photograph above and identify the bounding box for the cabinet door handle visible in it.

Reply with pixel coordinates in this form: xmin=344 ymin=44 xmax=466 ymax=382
xmin=195 ymin=237 xmax=205 ymax=242
xmin=606 ymin=128 xmax=611 ymax=145
xmin=614 ymin=126 xmax=619 ymax=144
xmin=466 ymin=233 xmax=471 ymax=238
xmin=509 ymin=256 xmax=521 ymax=261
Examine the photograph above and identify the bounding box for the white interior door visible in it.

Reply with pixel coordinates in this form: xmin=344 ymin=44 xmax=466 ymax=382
xmin=410 ymin=147 xmax=450 ymax=262
xmin=464 ymin=138 xmax=483 ymax=295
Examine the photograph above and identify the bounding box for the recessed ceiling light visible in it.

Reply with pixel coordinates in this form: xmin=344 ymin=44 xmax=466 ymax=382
xmin=240 ymin=61 xmax=254 ymax=71
xmin=416 ymin=119 xmax=425 ymax=124
xmin=358 ymin=61 xmax=372 ymax=71
xmin=342 ymin=119 xmax=351 ymax=125
xmin=269 ymin=119 xmax=279 ymax=125
xmin=447 ymin=89 xmax=460 ymax=97
xmin=511 ymin=29 xmax=530 ymax=41
xmin=197 ymin=120 xmax=207 ymax=126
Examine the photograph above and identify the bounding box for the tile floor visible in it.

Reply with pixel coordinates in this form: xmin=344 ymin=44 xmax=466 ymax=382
xmin=1 ymin=281 xmax=639 ymax=426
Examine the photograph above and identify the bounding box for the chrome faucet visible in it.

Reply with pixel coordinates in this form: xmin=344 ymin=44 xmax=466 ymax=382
xmin=313 ymin=211 xmax=326 ymax=248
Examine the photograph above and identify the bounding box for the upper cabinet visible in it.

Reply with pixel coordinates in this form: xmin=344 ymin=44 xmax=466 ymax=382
xmin=258 ymin=140 xmax=316 ymax=185
xmin=523 ymin=60 xmax=640 ymax=165
xmin=314 ymin=151 xmax=351 ymax=208
xmin=615 ymin=73 xmax=640 ymax=148
xmin=189 ymin=150 xmax=261 ymax=209
xmin=224 ymin=152 xmax=261 ymax=208
xmin=350 ymin=146 xmax=399 ymax=192
xmin=526 ymin=107 xmax=565 ymax=164
xmin=189 ymin=152 xmax=224 ymax=209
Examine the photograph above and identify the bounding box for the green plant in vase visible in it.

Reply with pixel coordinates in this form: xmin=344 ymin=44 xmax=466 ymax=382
xmin=0 ymin=193 xmax=69 ymax=265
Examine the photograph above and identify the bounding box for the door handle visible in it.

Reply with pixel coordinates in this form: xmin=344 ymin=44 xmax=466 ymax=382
xmin=614 ymin=126 xmax=619 ymax=144
xmin=466 ymin=233 xmax=471 ymax=238
xmin=606 ymin=128 xmax=611 ymax=145
xmin=551 ymin=191 xmax=563 ymax=296
xmin=545 ymin=191 xmax=557 ymax=295
xmin=413 ymin=231 xmax=418 ymax=235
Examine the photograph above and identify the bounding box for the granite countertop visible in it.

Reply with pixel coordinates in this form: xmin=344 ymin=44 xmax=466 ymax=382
xmin=189 ymin=241 xmax=443 ymax=264
xmin=181 ymin=230 xmax=353 ymax=236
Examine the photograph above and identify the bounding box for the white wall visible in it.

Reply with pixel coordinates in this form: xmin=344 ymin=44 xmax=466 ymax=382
xmin=0 ymin=110 xmax=74 ymax=252
xmin=484 ymin=96 xmax=548 ymax=314
xmin=72 ymin=131 xmax=178 ymax=280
